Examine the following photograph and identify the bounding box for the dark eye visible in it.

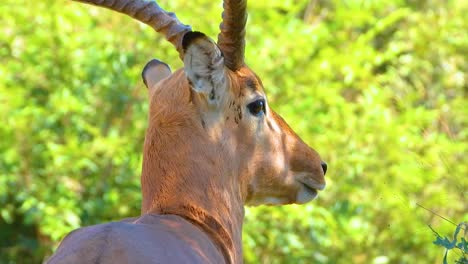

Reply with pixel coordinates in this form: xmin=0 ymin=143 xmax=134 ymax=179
xmin=247 ymin=99 xmax=266 ymax=117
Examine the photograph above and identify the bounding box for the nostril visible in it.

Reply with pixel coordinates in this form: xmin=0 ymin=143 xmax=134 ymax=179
xmin=321 ymin=161 xmax=328 ymax=175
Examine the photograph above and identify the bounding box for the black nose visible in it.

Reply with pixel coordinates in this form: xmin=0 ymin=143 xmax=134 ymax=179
xmin=321 ymin=161 xmax=328 ymax=175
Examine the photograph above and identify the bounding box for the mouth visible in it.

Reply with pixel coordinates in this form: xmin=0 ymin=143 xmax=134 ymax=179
xmin=301 ymin=183 xmax=318 ymax=195
xmin=298 ymin=179 xmax=326 ymax=191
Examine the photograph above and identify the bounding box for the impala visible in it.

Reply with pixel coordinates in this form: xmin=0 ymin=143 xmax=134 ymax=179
xmin=47 ymin=0 xmax=327 ymax=263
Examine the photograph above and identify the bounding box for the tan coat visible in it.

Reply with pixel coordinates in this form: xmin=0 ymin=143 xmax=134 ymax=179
xmin=47 ymin=214 xmax=225 ymax=264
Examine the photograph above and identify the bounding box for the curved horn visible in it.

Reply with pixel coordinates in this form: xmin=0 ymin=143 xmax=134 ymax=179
xmin=217 ymin=0 xmax=247 ymax=71
xmin=73 ymin=0 xmax=191 ymax=58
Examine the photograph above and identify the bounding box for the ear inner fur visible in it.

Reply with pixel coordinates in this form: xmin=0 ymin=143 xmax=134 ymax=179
xmin=182 ymin=32 xmax=227 ymax=108
xmin=142 ymin=59 xmax=172 ymax=89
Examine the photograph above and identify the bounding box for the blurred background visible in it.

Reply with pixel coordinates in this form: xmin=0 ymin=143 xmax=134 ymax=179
xmin=0 ymin=0 xmax=466 ymax=263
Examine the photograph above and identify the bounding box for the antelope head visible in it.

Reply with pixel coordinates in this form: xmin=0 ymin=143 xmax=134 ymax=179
xmin=75 ymin=0 xmax=326 ymax=209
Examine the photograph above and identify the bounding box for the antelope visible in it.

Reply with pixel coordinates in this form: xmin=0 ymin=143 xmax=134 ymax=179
xmin=47 ymin=0 xmax=327 ymax=263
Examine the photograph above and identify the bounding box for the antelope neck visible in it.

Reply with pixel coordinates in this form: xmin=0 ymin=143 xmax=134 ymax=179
xmin=159 ymin=204 xmax=238 ymax=264
xmin=142 ymin=170 xmax=245 ymax=263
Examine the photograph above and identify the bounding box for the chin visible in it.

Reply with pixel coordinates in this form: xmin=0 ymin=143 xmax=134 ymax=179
xmin=245 ymin=196 xmax=290 ymax=206
xmin=295 ymin=184 xmax=319 ymax=204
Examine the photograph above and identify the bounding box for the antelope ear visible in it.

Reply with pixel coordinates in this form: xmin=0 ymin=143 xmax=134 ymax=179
xmin=182 ymin=31 xmax=226 ymax=105
xmin=142 ymin=59 xmax=172 ymax=90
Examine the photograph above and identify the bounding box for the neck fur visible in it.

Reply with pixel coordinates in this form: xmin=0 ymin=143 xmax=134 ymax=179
xmin=140 ymin=73 xmax=244 ymax=263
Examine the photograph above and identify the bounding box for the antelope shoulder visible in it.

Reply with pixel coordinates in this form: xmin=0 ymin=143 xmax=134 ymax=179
xmin=47 ymin=214 xmax=224 ymax=264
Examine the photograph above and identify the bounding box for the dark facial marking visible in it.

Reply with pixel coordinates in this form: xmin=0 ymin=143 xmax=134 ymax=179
xmin=209 ymin=78 xmax=216 ymax=100
xmin=267 ymin=120 xmax=274 ymax=130
xmin=236 ymin=104 xmax=242 ymax=120
xmin=245 ymin=78 xmax=257 ymax=91
xmin=209 ymin=88 xmax=215 ymax=100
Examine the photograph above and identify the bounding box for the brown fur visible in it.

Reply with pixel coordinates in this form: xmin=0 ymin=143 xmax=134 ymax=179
xmin=139 ymin=65 xmax=325 ymax=263
xmin=48 ymin=6 xmax=326 ymax=263
xmin=47 ymin=214 xmax=225 ymax=264
xmin=47 ymin=63 xmax=326 ymax=264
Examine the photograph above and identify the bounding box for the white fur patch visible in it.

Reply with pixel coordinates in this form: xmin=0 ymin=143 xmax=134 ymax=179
xmin=270 ymin=117 xmax=281 ymax=133
xmin=248 ymin=196 xmax=287 ymax=206
xmin=264 ymin=197 xmax=283 ymax=205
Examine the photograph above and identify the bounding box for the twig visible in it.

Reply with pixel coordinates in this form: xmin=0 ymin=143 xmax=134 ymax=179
xmin=416 ymin=202 xmax=458 ymax=227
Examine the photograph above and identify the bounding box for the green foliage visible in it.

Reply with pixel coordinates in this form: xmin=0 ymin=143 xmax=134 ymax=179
xmin=0 ymin=0 xmax=466 ymax=263
xmin=431 ymin=222 xmax=467 ymax=264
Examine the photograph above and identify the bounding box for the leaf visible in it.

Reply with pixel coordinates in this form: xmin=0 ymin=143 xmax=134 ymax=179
xmin=433 ymin=236 xmax=456 ymax=250
xmin=457 ymin=238 xmax=468 ymax=253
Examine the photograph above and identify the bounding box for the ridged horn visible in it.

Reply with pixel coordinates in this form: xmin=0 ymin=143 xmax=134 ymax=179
xmin=217 ymin=0 xmax=247 ymax=71
xmin=73 ymin=0 xmax=192 ymax=58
